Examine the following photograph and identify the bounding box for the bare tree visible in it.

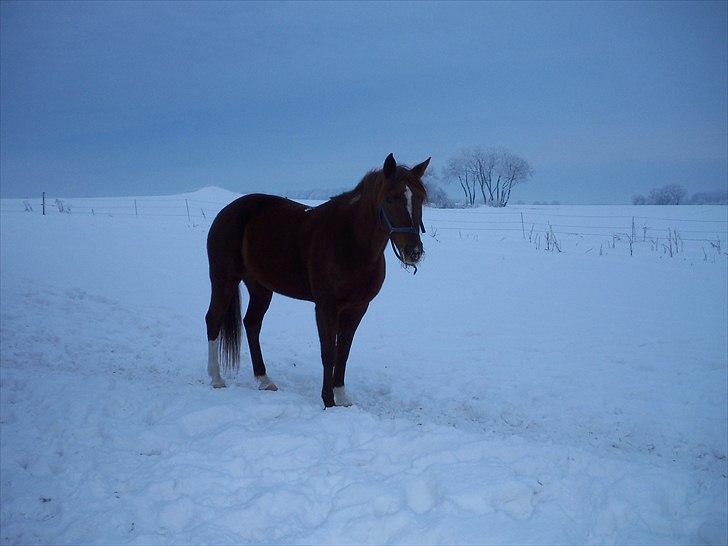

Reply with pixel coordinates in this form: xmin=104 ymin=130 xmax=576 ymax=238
xmin=498 ymin=151 xmax=532 ymax=206
xmin=647 ymin=184 xmax=687 ymax=205
xmin=443 ymin=153 xmax=477 ymax=206
xmin=472 ymin=148 xmax=498 ymax=204
xmin=443 ymin=147 xmax=532 ymax=207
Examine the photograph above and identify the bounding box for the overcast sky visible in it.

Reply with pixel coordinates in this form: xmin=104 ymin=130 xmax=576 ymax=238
xmin=1 ymin=0 xmax=726 ymax=203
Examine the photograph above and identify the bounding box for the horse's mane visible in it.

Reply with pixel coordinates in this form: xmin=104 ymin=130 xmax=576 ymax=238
xmin=330 ymin=166 xmax=428 ymax=210
xmin=331 ymin=169 xmax=384 ymax=208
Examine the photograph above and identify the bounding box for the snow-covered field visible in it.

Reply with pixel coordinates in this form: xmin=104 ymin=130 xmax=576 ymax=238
xmin=1 ymin=187 xmax=727 ymax=545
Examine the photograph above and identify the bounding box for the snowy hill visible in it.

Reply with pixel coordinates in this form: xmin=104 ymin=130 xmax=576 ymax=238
xmin=1 ymin=194 xmax=727 ymax=544
xmin=282 ymin=187 xmax=348 ymax=200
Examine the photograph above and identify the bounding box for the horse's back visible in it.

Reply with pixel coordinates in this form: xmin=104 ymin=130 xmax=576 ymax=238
xmin=208 ymin=194 xmax=313 ymax=299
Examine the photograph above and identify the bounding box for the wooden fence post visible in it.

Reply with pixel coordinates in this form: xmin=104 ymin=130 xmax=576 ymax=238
xmin=42 ymin=192 xmax=46 ymax=216
xmin=521 ymin=212 xmax=525 ymax=239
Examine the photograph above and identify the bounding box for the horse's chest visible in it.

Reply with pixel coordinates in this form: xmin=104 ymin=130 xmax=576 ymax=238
xmin=332 ymin=261 xmax=385 ymax=306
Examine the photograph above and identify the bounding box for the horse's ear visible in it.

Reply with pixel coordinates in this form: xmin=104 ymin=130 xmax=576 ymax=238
xmin=411 ymin=157 xmax=431 ymax=179
xmin=383 ymin=153 xmax=397 ymax=180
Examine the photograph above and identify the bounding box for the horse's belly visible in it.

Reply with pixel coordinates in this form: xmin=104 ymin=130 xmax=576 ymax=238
xmin=242 ymin=215 xmax=313 ymax=301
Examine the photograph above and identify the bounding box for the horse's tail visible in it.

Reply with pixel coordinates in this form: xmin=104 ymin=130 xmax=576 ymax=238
xmin=219 ymin=283 xmax=242 ymax=373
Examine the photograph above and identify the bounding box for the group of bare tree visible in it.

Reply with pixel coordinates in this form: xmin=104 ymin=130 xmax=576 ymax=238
xmin=443 ymin=148 xmax=532 ymax=207
xmin=632 ymin=185 xmax=727 ymax=205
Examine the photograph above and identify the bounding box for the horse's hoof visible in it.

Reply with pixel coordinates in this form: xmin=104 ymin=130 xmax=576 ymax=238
xmin=333 ymin=386 xmax=352 ymax=407
xmin=211 ymin=380 xmax=227 ymax=388
xmin=256 ymin=375 xmax=278 ymax=391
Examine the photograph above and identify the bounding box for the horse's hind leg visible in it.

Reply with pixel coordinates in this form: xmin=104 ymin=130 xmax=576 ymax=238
xmin=205 ymin=279 xmax=237 ymax=388
xmin=242 ymin=279 xmax=277 ymax=391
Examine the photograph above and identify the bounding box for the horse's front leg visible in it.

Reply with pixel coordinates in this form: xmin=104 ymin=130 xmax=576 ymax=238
xmin=315 ymin=303 xmax=339 ymax=408
xmin=332 ymin=304 xmax=368 ymax=407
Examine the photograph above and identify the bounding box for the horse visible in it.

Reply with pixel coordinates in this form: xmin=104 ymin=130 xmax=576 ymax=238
xmin=204 ymin=153 xmax=430 ymax=407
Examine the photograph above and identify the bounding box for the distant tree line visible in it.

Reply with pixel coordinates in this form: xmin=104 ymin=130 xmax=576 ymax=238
xmin=632 ymin=184 xmax=728 ymax=205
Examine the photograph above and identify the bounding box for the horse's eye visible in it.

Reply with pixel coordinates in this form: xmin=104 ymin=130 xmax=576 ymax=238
xmin=385 ymin=196 xmax=394 ymax=204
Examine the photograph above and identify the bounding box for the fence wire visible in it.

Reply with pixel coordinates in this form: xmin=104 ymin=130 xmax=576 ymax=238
xmin=1 ymin=196 xmax=726 ymax=252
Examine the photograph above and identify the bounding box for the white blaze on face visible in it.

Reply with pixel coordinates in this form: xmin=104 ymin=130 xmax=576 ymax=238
xmin=404 ymin=185 xmax=413 ymax=221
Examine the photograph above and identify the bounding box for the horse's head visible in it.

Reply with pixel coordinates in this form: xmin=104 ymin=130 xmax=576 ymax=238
xmin=379 ymin=153 xmax=430 ymax=266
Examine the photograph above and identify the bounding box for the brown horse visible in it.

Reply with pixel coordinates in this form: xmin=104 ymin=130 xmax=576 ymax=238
xmin=205 ymin=153 xmax=430 ymax=407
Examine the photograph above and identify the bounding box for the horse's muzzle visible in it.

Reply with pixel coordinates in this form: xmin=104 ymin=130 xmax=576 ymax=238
xmin=403 ymin=243 xmax=423 ymax=264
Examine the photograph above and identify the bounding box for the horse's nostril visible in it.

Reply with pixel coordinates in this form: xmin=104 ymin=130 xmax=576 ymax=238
xmin=404 ymin=244 xmax=421 ymax=262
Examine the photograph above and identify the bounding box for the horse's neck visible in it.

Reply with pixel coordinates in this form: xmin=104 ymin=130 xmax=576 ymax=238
xmin=343 ymin=198 xmax=389 ymax=264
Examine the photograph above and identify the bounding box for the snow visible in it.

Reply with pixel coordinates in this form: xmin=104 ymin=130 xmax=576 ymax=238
xmin=1 ymin=189 xmax=726 ymax=545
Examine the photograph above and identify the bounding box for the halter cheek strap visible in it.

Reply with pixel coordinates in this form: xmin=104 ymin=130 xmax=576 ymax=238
xmin=379 ymin=206 xmax=426 ymax=236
